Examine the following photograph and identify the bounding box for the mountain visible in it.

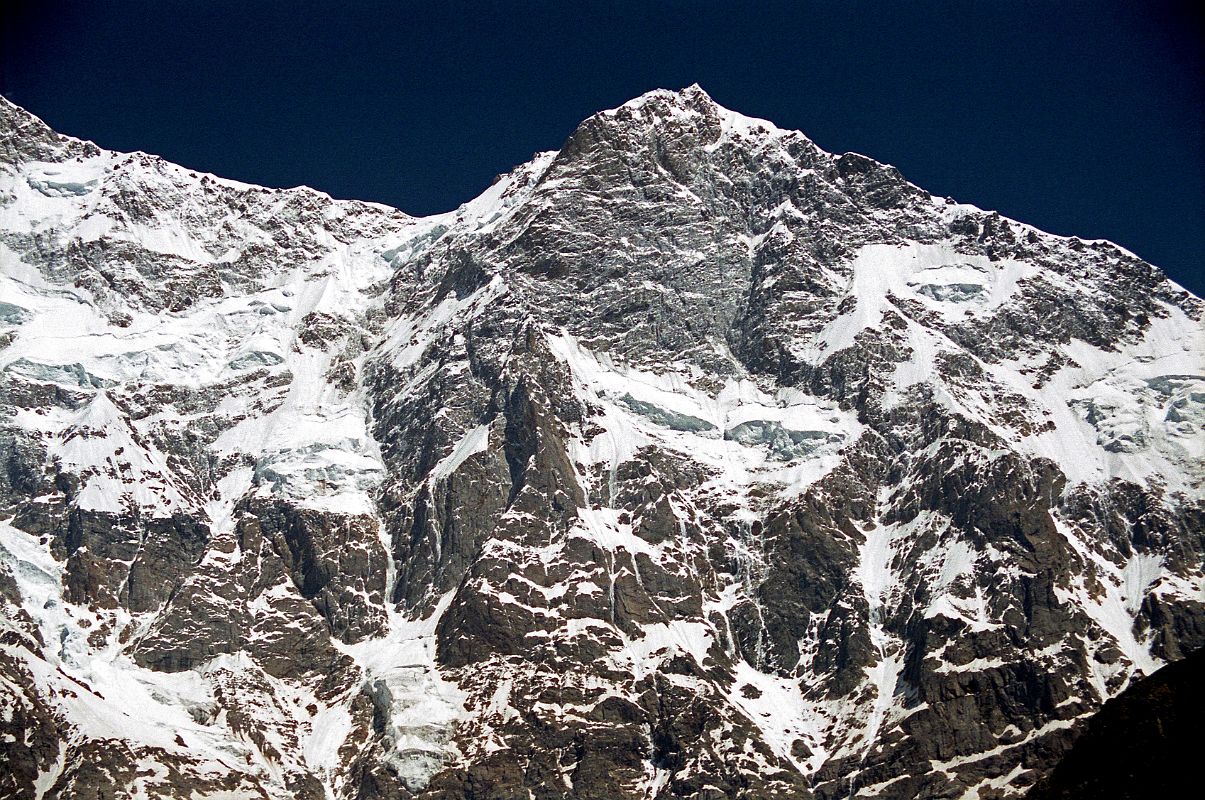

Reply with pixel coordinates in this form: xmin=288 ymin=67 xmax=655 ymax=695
xmin=0 ymin=85 xmax=1201 ymax=800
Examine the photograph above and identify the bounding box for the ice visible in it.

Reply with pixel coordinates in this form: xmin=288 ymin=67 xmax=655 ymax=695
xmin=724 ymin=419 xmax=834 ymax=461
xmin=0 ymin=299 xmax=32 ymax=324
xmin=913 ymin=282 xmax=985 ymax=302
xmin=214 ymin=346 xmax=385 ymax=512
xmin=334 ymin=593 xmax=468 ymax=791
xmin=227 ymin=350 xmax=285 ymax=370
xmin=3 ymin=357 xmax=114 ymax=388
xmin=616 ymin=392 xmax=716 ymax=432
xmin=25 ymin=159 xmax=107 ymax=197
xmin=0 ymin=86 xmax=1200 ymax=799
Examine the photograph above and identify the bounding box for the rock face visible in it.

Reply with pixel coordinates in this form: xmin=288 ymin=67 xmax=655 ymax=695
xmin=0 ymin=86 xmax=1202 ymax=799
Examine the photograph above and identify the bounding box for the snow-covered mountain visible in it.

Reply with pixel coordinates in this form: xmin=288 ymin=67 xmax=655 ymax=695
xmin=1 ymin=86 xmax=1201 ymax=799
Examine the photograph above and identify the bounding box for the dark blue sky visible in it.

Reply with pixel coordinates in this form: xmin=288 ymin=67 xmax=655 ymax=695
xmin=3 ymin=1 xmax=1202 ymax=294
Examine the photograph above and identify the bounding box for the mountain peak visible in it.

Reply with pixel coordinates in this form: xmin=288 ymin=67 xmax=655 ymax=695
xmin=551 ymin=83 xmax=795 ymax=171
xmin=615 ymin=82 xmax=714 ymax=109
xmin=598 ymin=84 xmax=785 ymax=139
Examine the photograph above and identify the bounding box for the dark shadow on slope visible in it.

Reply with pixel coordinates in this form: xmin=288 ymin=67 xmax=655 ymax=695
xmin=1027 ymin=646 xmax=1205 ymax=799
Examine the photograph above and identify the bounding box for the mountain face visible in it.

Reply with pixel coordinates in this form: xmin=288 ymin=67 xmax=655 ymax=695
xmin=0 ymin=86 xmax=1201 ymax=800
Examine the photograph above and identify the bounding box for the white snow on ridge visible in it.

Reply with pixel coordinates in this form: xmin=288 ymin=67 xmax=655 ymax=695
xmin=53 ymin=391 xmax=194 ymax=516
xmin=0 ymin=133 xmax=487 ymax=795
xmin=728 ymin=658 xmax=826 ymax=775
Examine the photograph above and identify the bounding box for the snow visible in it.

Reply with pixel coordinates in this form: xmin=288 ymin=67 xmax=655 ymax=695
xmin=215 ymin=347 xmax=385 ymax=514
xmin=1053 ymin=519 xmax=1162 ymax=686
xmin=0 ymin=141 xmax=478 ymax=793
xmin=430 ymin=423 xmax=491 ymax=483
xmin=547 ymin=329 xmax=857 ymax=510
xmin=931 ymin=716 xmax=1077 ymax=776
xmin=2 ymin=86 xmax=1201 ymax=800
xmin=989 ymin=301 xmax=1205 ymax=494
xmin=24 ymin=160 xmax=107 ymax=196
xmin=804 ymin=242 xmax=1037 ymax=363
xmin=572 ymin=504 xmax=660 ymax=558
xmin=454 ymin=151 xmax=557 ymax=235
xmin=728 ymin=659 xmax=825 ymax=775
xmin=1 ymin=507 xmax=466 ymax=794
xmin=382 ymin=274 xmax=508 ymax=369
xmin=855 ymin=517 xmax=907 ymax=760
xmin=0 ymin=521 xmax=279 ymax=783
xmin=912 ymin=524 xmax=999 ymax=633
xmin=812 ymin=237 xmax=1205 ymax=498
xmin=334 ymin=593 xmax=468 ymax=790
xmin=1122 ymin=553 xmax=1165 ymax=614
xmin=604 ymin=84 xmax=785 ymax=151
xmin=0 ymin=187 xmax=421 ymax=514
xmin=48 ymin=391 xmax=194 ymax=517
xmin=609 ymin=620 xmax=713 ymax=680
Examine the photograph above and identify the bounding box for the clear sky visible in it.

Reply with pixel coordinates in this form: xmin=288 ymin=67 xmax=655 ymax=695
xmin=3 ymin=1 xmax=1202 ymax=295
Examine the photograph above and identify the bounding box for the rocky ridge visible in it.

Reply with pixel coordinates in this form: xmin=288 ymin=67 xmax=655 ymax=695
xmin=0 ymin=86 xmax=1202 ymax=799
